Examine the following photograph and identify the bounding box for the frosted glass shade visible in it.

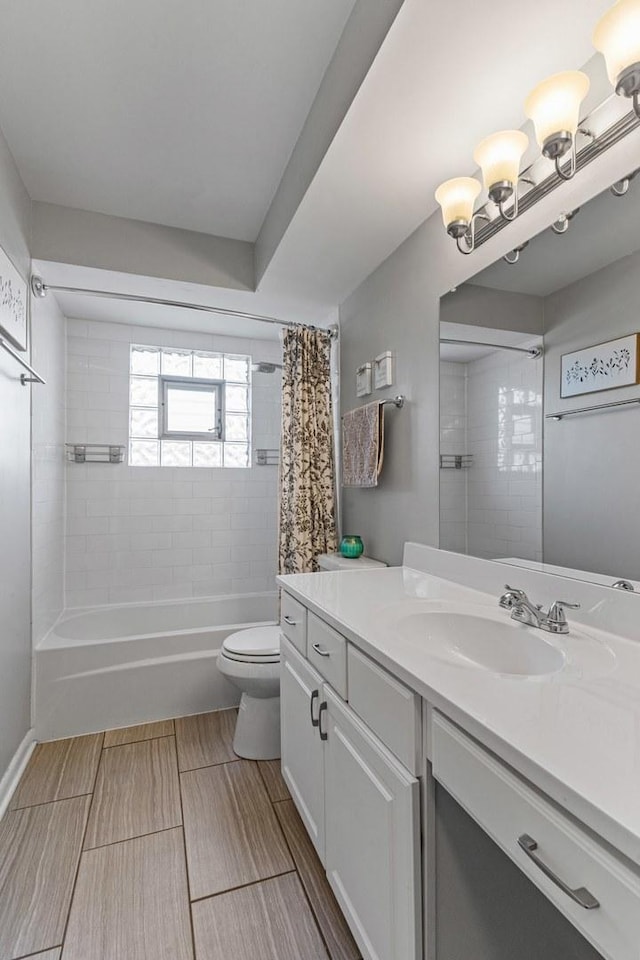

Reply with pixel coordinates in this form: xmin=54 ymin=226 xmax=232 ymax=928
xmin=434 ymin=177 xmax=481 ymax=232
xmin=525 ymin=71 xmax=590 ymax=149
xmin=473 ymin=130 xmax=529 ymax=191
xmin=593 ymin=0 xmax=640 ymax=90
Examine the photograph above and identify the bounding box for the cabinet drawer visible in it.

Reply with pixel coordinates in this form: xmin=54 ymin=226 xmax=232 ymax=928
xmin=307 ymin=613 xmax=347 ymax=699
xmin=280 ymin=592 xmax=307 ymax=655
xmin=348 ymin=645 xmax=421 ymax=774
xmin=432 ymin=712 xmax=640 ymax=960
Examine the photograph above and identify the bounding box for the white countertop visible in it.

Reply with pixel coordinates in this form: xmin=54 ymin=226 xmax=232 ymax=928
xmin=278 ymin=555 xmax=640 ymax=867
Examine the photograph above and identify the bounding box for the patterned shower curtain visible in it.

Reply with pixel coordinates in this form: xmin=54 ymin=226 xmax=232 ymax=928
xmin=278 ymin=326 xmax=338 ymax=574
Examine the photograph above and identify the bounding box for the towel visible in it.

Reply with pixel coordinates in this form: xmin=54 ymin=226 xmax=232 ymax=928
xmin=341 ymin=401 xmax=385 ymax=487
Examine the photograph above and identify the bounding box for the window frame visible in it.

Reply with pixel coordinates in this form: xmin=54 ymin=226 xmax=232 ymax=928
xmin=159 ymin=375 xmax=225 ymax=442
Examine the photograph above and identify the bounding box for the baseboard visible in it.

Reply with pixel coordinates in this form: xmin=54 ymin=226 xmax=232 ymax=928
xmin=0 ymin=729 xmax=36 ymax=820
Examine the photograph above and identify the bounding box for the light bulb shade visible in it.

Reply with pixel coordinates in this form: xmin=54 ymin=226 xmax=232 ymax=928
xmin=473 ymin=130 xmax=529 ymax=197
xmin=593 ymin=0 xmax=640 ymax=94
xmin=434 ymin=177 xmax=481 ymax=235
xmin=525 ymin=71 xmax=590 ymax=153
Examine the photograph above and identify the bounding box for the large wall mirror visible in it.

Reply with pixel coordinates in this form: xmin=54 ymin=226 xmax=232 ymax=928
xmin=439 ymin=168 xmax=640 ymax=590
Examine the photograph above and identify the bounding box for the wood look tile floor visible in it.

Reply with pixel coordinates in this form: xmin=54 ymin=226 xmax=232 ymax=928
xmin=0 ymin=709 xmax=361 ymax=960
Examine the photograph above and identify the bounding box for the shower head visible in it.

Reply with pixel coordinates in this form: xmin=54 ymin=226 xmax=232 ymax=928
xmin=251 ymin=361 xmax=282 ymax=374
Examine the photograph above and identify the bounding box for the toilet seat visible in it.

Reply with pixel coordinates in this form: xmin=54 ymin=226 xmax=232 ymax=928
xmin=221 ymin=624 xmax=280 ymax=664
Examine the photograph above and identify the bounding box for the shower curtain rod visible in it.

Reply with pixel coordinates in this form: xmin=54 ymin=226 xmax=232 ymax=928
xmin=30 ymin=276 xmax=339 ymax=339
xmin=440 ymin=338 xmax=542 ymax=359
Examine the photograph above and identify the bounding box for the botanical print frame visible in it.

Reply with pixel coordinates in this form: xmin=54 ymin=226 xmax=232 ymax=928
xmin=560 ymin=334 xmax=640 ymax=398
xmin=0 ymin=244 xmax=27 ymax=350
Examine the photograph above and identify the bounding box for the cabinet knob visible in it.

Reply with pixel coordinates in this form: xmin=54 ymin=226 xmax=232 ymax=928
xmin=283 ymin=615 xmax=297 ymax=626
xmin=312 ymin=642 xmax=331 ymax=658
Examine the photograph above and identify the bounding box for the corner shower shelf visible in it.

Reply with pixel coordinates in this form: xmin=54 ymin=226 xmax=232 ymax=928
xmin=66 ymin=443 xmax=125 ymax=464
xmin=440 ymin=454 xmax=473 ymax=470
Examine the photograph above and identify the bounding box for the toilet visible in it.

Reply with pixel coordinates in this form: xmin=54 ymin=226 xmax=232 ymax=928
xmin=217 ymin=624 xmax=281 ymax=760
xmin=217 ymin=554 xmax=385 ymax=761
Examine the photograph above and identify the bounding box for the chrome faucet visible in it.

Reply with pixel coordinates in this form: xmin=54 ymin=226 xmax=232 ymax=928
xmin=498 ymin=585 xmax=580 ymax=635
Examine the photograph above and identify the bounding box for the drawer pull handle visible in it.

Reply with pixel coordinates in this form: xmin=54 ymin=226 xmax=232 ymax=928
xmin=318 ymin=701 xmax=328 ymax=741
xmin=283 ymin=615 xmax=297 ymax=626
xmin=517 ymin=834 xmax=600 ymax=910
xmin=310 ymin=689 xmax=320 ymax=728
xmin=312 ymin=642 xmax=331 ymax=658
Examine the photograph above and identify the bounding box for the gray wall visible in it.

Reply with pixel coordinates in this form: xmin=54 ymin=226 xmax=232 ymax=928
xmin=543 ymin=250 xmax=640 ymax=580
xmin=441 ymin=283 xmax=544 ymax=336
xmin=0 ymin=125 xmax=33 ymax=780
xmin=340 ymin=222 xmax=439 ymax=565
xmin=32 ymin=202 xmax=254 ymax=292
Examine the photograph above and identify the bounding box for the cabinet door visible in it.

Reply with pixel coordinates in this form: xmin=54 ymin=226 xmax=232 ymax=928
xmin=324 ymin=686 xmax=422 ymax=960
xmin=280 ymin=635 xmax=326 ymax=861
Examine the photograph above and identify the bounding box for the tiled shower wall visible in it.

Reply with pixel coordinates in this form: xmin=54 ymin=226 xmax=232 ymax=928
xmin=440 ymin=350 xmax=543 ymax=562
xmin=65 ymin=318 xmax=281 ymax=608
xmin=439 ymin=361 xmax=467 ymax=554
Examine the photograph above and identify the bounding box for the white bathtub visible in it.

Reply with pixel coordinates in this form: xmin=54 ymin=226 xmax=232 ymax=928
xmin=34 ymin=593 xmax=278 ymax=740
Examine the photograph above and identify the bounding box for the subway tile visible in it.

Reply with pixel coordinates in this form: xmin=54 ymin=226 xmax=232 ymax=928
xmin=152 ymin=549 xmax=193 ymax=568
xmin=171 ymin=530 xmax=211 ymax=549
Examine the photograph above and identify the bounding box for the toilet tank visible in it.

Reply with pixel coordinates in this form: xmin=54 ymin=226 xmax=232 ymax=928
xmin=316 ymin=553 xmax=387 ymax=571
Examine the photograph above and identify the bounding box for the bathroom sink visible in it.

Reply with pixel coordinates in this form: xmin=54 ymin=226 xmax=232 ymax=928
xmin=395 ymin=610 xmax=566 ymax=677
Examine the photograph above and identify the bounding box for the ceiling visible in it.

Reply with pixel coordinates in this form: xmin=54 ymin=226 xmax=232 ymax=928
xmin=0 ymin=0 xmax=355 ymax=241
xmin=258 ymin=0 xmax=614 ymax=312
xmin=0 ymin=0 xmax=624 ymax=333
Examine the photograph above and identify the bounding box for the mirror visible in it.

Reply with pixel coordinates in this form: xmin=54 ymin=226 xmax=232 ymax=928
xmin=439 ymin=169 xmax=640 ymax=590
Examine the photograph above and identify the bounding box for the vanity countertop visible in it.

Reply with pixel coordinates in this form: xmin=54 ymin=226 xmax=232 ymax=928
xmin=278 ymin=559 xmax=640 ymax=867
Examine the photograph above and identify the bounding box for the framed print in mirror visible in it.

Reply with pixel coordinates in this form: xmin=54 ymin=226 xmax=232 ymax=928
xmin=0 ymin=244 xmax=27 ymax=351
xmin=560 ymin=334 xmax=640 ymax=398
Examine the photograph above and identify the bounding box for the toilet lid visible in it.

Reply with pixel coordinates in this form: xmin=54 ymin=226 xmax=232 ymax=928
xmin=222 ymin=624 xmax=281 ymax=660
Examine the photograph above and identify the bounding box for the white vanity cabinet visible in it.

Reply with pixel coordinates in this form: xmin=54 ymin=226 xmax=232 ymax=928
xmin=279 ymin=600 xmax=422 ymax=960
xmin=280 ymin=637 xmax=326 ymax=859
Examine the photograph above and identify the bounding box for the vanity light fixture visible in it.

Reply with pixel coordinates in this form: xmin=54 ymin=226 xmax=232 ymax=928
xmin=473 ymin=130 xmax=530 ymax=220
xmin=524 ymin=71 xmax=591 ymax=180
xmin=594 ymin=0 xmax=640 ymax=119
xmin=434 ymin=177 xmax=484 ymax=254
xmin=435 ymin=0 xmax=640 ymax=256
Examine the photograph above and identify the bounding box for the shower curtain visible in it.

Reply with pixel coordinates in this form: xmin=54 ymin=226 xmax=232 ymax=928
xmin=278 ymin=326 xmax=338 ymax=574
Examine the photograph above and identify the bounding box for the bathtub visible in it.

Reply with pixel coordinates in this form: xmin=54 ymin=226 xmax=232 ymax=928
xmin=34 ymin=592 xmax=278 ymax=741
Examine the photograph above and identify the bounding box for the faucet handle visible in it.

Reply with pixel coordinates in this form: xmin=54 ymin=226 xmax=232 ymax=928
xmin=499 ymin=585 xmax=527 ymax=610
xmin=548 ymin=599 xmax=580 ymax=623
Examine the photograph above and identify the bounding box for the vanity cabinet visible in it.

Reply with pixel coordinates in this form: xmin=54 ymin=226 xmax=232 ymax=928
xmin=324 ymin=686 xmax=421 ymax=960
xmin=279 ymin=608 xmax=422 ymax=960
xmin=280 ymin=638 xmax=325 ymax=858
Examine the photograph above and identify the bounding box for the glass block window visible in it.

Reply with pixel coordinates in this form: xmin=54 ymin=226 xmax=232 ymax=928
xmin=129 ymin=345 xmax=251 ymax=467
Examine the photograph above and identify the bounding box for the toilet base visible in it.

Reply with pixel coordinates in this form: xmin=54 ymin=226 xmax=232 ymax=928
xmin=233 ymin=692 xmax=281 ymax=760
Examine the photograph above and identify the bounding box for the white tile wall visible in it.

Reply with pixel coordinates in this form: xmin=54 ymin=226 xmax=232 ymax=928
xmin=466 ymin=350 xmax=543 ymax=562
xmin=32 ymin=294 xmax=66 ymax=643
xmin=440 ymin=351 xmax=543 ymax=562
xmin=65 ymin=319 xmax=281 ymax=607
xmin=439 ymin=361 xmax=467 ymax=554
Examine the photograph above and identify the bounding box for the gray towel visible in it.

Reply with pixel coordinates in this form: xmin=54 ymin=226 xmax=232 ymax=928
xmin=341 ymin=402 xmax=385 ymax=487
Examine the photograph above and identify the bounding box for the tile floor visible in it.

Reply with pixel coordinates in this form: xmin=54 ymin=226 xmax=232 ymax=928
xmin=0 ymin=710 xmax=361 ymax=960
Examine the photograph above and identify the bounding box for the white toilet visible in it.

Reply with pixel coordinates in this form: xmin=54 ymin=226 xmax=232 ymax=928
xmin=217 ymin=554 xmax=384 ymax=761
xmin=217 ymin=624 xmax=281 ymax=760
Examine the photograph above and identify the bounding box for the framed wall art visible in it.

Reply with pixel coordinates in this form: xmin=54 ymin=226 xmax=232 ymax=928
xmin=374 ymin=351 xmax=394 ymax=390
xmin=0 ymin=245 xmax=27 ymax=351
xmin=356 ymin=362 xmax=372 ymax=397
xmin=560 ymin=334 xmax=640 ymax=398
